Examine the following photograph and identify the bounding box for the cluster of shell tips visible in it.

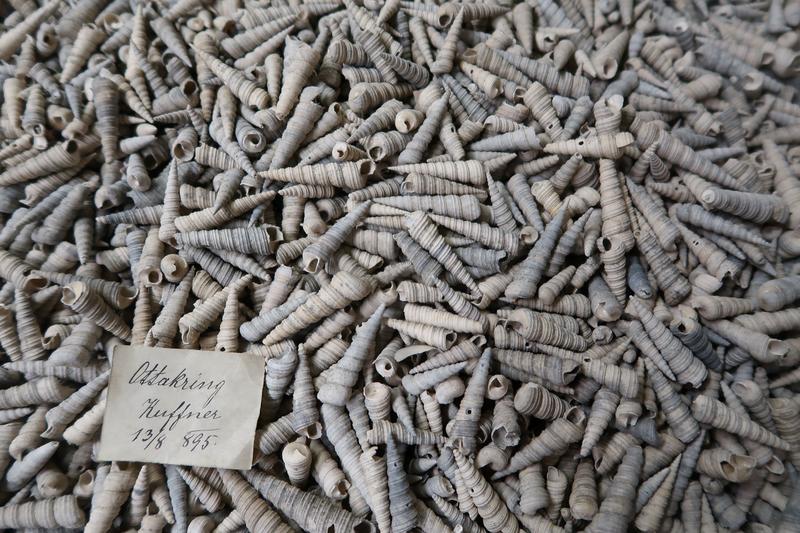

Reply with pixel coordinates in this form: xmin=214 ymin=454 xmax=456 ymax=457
xmin=1 ymin=0 xmax=800 ymax=531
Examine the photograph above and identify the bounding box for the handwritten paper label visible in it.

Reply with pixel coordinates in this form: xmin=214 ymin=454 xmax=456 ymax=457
xmin=98 ymin=345 xmax=264 ymax=469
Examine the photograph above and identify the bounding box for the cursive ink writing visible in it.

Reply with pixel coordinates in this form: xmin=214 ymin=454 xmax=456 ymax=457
xmin=182 ymin=428 xmax=219 ymax=452
xmin=128 ymin=361 xmax=225 ymax=407
xmin=131 ymin=427 xmax=166 ymax=450
xmin=138 ymin=398 xmax=222 ymax=433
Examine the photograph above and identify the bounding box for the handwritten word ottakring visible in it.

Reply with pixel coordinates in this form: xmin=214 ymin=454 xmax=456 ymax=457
xmin=128 ymin=361 xmax=226 ymax=407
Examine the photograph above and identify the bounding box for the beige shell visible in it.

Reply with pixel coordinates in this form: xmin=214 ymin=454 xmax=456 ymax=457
xmin=523 ymin=82 xmax=564 ymax=141
xmin=303 ymin=201 xmax=371 ymax=273
xmin=366 ymin=420 xmax=446 ymax=447
xmin=390 ymin=160 xmax=486 ymax=187
xmin=589 ymin=445 xmax=643 ymax=531
xmin=706 ymin=319 xmax=788 ymax=364
xmin=272 ymin=98 xmax=326 ymax=169
xmin=3 ymin=437 xmax=57 ymax=493
xmin=62 ymin=394 xmax=106 ymax=446
xmin=61 ymin=282 xmax=131 ymax=341
xmin=194 ymin=49 xmax=269 ymax=109
xmin=127 ymin=465 xmax=149 ymax=527
xmin=519 ymin=463 xmax=549 ymax=515
xmin=0 ymin=494 xmax=86 ymax=529
xmin=310 ymin=439 xmax=349 ymax=501
xmin=544 ymin=133 xmax=634 ymax=159
xmin=262 ymin=344 xmax=298 ymax=421
xmin=317 ymin=307 xmax=386 ymax=403
xmin=214 ymin=283 xmax=242 ymax=353
xmin=696 ymin=447 xmax=755 ymax=483
xmin=245 ymin=469 xmax=373 ymax=533
xmin=692 ymin=394 xmax=790 ymax=451
xmin=165 ymin=465 xmax=202 ymax=524
xmin=504 ymin=308 xmax=589 ymax=352
xmin=218 ymin=469 xmax=292 ymax=533
xmin=643 ymin=357 xmax=700 ymax=444
xmin=545 ymin=466 xmax=568 ymax=522
xmin=0 ymin=376 xmax=74 ymax=410
xmin=146 ymin=269 xmax=195 ymax=347
xmin=14 ymin=288 xmax=47 ymax=361
xmin=507 ymin=207 xmax=569 ymax=300
xmin=319 ymin=404 xmax=370 ymax=514
xmin=85 ymin=462 xmax=138 ymax=533
xmin=570 ymin=458 xmax=598 ymax=521
xmin=490 ymin=393 xmax=520 ymax=449
xmin=453 ymin=448 xmax=520 ymax=533
xmin=494 ymin=408 xmax=586 ymax=478
xmin=756 ymin=275 xmax=800 ymax=312
xmin=732 ymin=379 xmax=777 ymax=434
xmin=282 ymin=440 xmax=313 ymax=486
xmin=432 ymin=342 xmax=481 ymax=436
xmin=255 ymin=412 xmax=297 ymax=457
xmin=768 ymin=397 xmax=800 ymax=469
xmin=261 ymin=160 xmax=372 ymax=190
xmin=42 ymin=370 xmax=109 ymax=440
xmin=514 ymin=382 xmax=570 ymax=420
xmin=634 ymin=455 xmax=680 ymax=532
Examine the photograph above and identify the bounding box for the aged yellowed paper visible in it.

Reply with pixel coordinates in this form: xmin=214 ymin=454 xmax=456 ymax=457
xmin=98 ymin=345 xmax=264 ymax=469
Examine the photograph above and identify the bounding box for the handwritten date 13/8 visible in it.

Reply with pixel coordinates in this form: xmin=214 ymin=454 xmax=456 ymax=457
xmin=131 ymin=428 xmax=166 ymax=450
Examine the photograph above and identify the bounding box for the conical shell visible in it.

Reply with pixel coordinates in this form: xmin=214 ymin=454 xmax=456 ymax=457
xmin=454 ymin=448 xmax=519 ymax=533
xmin=84 ymin=462 xmax=138 ymax=533
xmin=441 ymin=345 xmax=490 ymax=450
xmin=320 ymin=403 xmax=370 ymax=515
xmin=397 ymin=92 xmax=449 ymax=165
xmin=0 ymin=495 xmax=86 ymax=529
xmin=293 ymin=346 xmax=321 ymax=439
xmin=692 ymin=394 xmax=790 ymax=451
xmin=389 ymin=160 xmax=486 ymax=186
xmin=42 ymin=370 xmax=109 ymax=440
xmin=506 ymin=207 xmax=567 ymax=300
xmin=635 ymin=454 xmax=679 ymax=532
xmin=544 ymin=133 xmax=634 ymax=158
xmin=218 ymin=469 xmax=292 ymax=533
xmin=303 ymin=201 xmax=371 ymax=273
xmin=318 ymin=305 xmax=384 ymax=405
xmin=246 ymin=470 xmax=372 ymax=533
xmin=587 ymin=446 xmax=642 ymax=532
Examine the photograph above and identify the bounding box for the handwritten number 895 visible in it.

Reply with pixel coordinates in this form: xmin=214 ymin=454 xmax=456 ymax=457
xmin=182 ymin=431 xmax=217 ymax=451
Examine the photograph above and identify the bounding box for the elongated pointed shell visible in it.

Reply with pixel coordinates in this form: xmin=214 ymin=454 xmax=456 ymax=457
xmin=494 ymin=408 xmax=586 ymax=478
xmin=194 ymin=49 xmax=270 ymax=109
xmin=318 ymin=305 xmax=384 ymax=406
xmin=587 ymin=446 xmax=643 ymax=532
xmin=219 ymin=469 xmax=292 ymax=533
xmin=691 ymin=394 xmax=791 ymax=450
xmin=544 ymin=133 xmax=634 ymax=158
xmin=84 ymin=462 xmax=138 ymax=533
xmin=454 ymin=448 xmax=520 ymax=533
xmin=0 ymin=495 xmax=86 ymax=529
xmin=247 ymin=470 xmax=375 ymax=533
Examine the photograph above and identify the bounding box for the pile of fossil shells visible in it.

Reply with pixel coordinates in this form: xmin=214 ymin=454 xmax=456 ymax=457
xmin=0 ymin=0 xmax=800 ymax=531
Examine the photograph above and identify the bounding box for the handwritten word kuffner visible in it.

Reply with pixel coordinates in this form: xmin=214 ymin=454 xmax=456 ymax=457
xmin=137 ymin=398 xmax=222 ymax=433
